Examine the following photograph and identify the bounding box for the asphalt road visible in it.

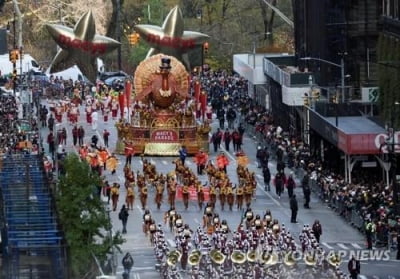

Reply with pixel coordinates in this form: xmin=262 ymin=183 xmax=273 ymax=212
xmin=39 ymin=102 xmax=400 ymax=279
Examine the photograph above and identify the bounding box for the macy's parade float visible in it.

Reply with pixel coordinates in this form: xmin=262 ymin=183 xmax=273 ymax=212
xmin=115 ymin=54 xmax=210 ymax=155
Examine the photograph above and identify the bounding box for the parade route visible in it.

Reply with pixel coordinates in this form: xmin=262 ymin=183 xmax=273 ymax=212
xmin=39 ymin=101 xmax=399 ymax=279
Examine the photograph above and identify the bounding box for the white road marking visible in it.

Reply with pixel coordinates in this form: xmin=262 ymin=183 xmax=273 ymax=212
xmin=162 ymin=160 xmax=168 ymax=165
xmin=351 ymin=243 xmax=363 ymax=249
xmin=337 ymin=243 xmax=349 ymax=250
xmin=358 ymin=276 xmax=367 ymax=279
xmin=322 ymin=242 xmax=334 ymax=249
xmin=256 ymin=174 xmax=263 ymax=179
xmin=194 ymin=218 xmax=200 ymax=224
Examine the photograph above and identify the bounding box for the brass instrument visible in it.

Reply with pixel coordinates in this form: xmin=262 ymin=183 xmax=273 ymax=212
xmin=231 ymin=250 xmax=246 ymax=264
xmin=188 ymin=250 xmax=202 ymax=266
xmin=284 ymin=251 xmax=301 ymax=266
xmin=210 ymin=249 xmax=226 ymax=265
xmin=328 ymin=252 xmax=341 ymax=267
xmin=304 ymin=251 xmax=317 ymax=266
xmin=246 ymin=250 xmax=258 ymax=263
xmin=272 ymin=224 xmax=280 ymax=233
xmin=261 ymin=251 xmax=279 ymax=266
xmin=167 ymin=250 xmax=182 ymax=266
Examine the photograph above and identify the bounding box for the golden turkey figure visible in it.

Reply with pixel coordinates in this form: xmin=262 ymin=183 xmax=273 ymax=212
xmin=134 ymin=54 xmax=189 ymax=109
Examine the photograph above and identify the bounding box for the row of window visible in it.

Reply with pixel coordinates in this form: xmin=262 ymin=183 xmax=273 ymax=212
xmin=383 ymin=0 xmax=400 ymax=19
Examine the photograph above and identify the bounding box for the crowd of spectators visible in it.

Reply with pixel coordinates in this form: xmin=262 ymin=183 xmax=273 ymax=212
xmin=0 ymin=92 xmax=40 ymax=156
xmin=238 ymin=87 xmax=400 ymax=255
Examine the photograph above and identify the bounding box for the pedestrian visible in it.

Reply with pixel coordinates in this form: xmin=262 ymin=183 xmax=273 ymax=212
xmin=119 ymin=204 xmax=129 ymax=234
xmin=290 ymin=194 xmax=298 ymax=223
xmin=91 ymin=134 xmax=98 ymax=148
xmin=103 ymin=129 xmax=110 ymax=147
xmin=61 ymin=127 xmax=67 ymax=145
xmin=347 ymin=256 xmax=360 ymax=279
xmin=223 ymin=128 xmax=231 ymax=151
xmin=48 ymin=114 xmax=55 ymax=131
xmin=312 ymin=219 xmax=322 ymax=243
xmin=365 ymin=219 xmax=375 ymax=250
xmin=302 ymin=174 xmax=311 ymax=208
xmin=122 ymin=252 xmax=134 ymax=278
xmin=286 ymin=173 xmax=296 ymax=198
xmin=179 ymin=145 xmax=188 ymax=165
xmin=262 ymin=166 xmax=271 ymax=191
xmin=78 ymin=126 xmax=85 ymax=146
xmin=274 ymin=171 xmax=284 ymax=199
xmin=72 ymin=125 xmax=78 ymax=146
xmin=47 ymin=131 xmax=55 ymax=158
xmin=217 ymin=108 xmax=225 ymax=129
xmin=211 ymin=129 xmax=222 ymax=153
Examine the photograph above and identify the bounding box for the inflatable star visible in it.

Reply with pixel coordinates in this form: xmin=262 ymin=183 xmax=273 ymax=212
xmin=46 ymin=11 xmax=120 ymax=83
xmin=134 ymin=5 xmax=209 ymax=70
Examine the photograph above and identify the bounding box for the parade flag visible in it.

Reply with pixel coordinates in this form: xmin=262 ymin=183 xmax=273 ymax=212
xmin=118 ymin=92 xmax=125 ymax=118
xmin=125 ymin=80 xmax=132 ymax=107
xmin=200 ymin=90 xmax=207 ymax=119
xmin=194 ymin=81 xmax=201 ymax=103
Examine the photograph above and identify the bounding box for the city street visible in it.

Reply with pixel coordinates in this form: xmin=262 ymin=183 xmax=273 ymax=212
xmin=39 ymin=102 xmax=399 ymax=279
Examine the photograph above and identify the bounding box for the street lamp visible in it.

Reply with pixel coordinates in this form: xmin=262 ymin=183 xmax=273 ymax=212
xmin=300 ymin=56 xmax=345 ymax=103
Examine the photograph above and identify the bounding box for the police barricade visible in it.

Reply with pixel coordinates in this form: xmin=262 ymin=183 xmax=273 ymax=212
xmin=350 ymin=210 xmax=365 ymax=231
xmin=176 ymin=186 xmax=210 ymax=202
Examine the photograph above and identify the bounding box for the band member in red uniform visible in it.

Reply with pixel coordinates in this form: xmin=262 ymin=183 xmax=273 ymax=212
xmin=194 ymin=149 xmax=208 ymax=175
xmin=55 ymin=104 xmax=63 ymax=123
xmin=124 ymin=140 xmax=135 ymax=166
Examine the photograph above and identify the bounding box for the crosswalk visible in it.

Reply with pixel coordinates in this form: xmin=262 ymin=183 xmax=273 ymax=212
xmin=321 ymin=242 xmax=366 ymax=250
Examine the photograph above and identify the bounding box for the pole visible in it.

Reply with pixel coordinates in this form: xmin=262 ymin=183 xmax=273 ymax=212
xmin=116 ymin=0 xmax=122 ymax=71
xmin=253 ymin=35 xmax=256 ymax=69
xmin=341 ymin=57 xmax=345 ymax=103
xmin=12 ymin=13 xmax=16 ymax=97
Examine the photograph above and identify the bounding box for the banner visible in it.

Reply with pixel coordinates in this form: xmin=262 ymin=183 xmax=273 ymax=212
xmin=118 ymin=92 xmax=125 ymax=118
xmin=176 ymin=186 xmax=210 ymax=201
xmin=194 ymin=81 xmax=201 ymax=103
xmin=200 ymin=90 xmax=207 ymax=119
xmin=125 ymin=80 xmax=132 ymax=107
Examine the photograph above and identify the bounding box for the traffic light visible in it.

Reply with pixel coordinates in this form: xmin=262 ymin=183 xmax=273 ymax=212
xmin=303 ymin=97 xmax=309 ymax=106
xmin=12 ymin=69 xmax=17 ymax=80
xmin=9 ymin=49 xmax=19 ymax=63
xmin=312 ymin=89 xmax=320 ymax=100
xmin=203 ymin=42 xmax=209 ymax=54
xmin=128 ymin=32 xmax=140 ymax=45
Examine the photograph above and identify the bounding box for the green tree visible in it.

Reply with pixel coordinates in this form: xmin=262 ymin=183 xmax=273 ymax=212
xmin=56 ymin=154 xmax=124 ymax=278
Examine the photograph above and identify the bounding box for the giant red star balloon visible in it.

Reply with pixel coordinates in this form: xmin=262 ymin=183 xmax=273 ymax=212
xmin=134 ymin=6 xmax=209 ymax=70
xmin=46 ymin=11 xmax=120 ymax=83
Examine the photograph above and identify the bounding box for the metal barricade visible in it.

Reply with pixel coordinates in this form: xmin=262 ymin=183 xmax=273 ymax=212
xmin=350 ymin=210 xmax=365 ymax=231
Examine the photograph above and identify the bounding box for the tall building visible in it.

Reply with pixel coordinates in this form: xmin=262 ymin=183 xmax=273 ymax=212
xmin=379 ymin=0 xmax=400 ymax=127
xmin=294 ymin=0 xmax=381 ymax=94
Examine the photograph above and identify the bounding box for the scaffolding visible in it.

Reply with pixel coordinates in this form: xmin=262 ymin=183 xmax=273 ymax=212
xmin=0 ymin=154 xmax=67 ymax=279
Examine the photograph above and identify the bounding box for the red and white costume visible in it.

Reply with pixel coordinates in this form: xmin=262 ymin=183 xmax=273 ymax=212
xmin=85 ymin=105 xmax=92 ymax=124
xmin=111 ymin=98 xmax=119 ymax=119
xmin=206 ymin=105 xmax=213 ymax=120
